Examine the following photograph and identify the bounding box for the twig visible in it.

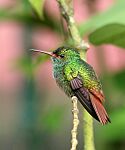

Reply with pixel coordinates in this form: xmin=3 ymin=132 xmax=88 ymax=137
xmin=71 ymin=96 xmax=79 ymax=150
xmin=56 ymin=0 xmax=95 ymax=150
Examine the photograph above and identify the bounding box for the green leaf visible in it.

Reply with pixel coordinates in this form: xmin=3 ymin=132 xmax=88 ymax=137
xmin=80 ymin=0 xmax=125 ymax=36
xmin=89 ymin=24 xmax=125 ymax=48
xmin=29 ymin=0 xmax=45 ymax=19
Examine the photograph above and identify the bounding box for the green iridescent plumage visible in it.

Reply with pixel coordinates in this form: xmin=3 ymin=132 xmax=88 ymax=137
xmin=52 ymin=47 xmax=101 ymax=96
xmin=51 ymin=46 xmax=110 ymax=124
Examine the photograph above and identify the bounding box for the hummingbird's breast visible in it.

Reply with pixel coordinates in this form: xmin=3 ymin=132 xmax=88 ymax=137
xmin=52 ymin=60 xmax=73 ymax=97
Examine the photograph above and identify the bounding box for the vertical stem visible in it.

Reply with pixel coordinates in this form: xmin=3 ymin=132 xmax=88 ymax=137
xmin=83 ymin=110 xmax=95 ymax=150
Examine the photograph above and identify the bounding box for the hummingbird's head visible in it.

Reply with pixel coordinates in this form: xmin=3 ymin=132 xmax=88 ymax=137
xmin=30 ymin=46 xmax=80 ymax=64
xmin=52 ymin=46 xmax=80 ymax=63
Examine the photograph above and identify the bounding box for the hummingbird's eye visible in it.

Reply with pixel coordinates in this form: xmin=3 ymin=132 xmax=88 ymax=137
xmin=59 ymin=54 xmax=64 ymax=58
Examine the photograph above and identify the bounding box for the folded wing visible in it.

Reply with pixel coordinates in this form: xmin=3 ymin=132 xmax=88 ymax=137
xmin=70 ymin=77 xmax=110 ymax=125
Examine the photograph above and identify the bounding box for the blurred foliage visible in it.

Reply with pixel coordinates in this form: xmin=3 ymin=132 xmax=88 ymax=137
xmin=0 ymin=2 xmax=60 ymax=32
xmin=40 ymin=106 xmax=65 ymax=133
xmin=100 ymin=70 xmax=125 ymax=140
xmin=1 ymin=0 xmax=125 ymax=48
xmin=111 ymin=70 xmax=125 ymax=91
xmin=17 ymin=56 xmax=35 ymax=77
xmin=102 ymin=107 xmax=125 ymax=141
xmin=28 ymin=0 xmax=45 ymax=19
xmin=80 ymin=0 xmax=125 ymax=48
xmin=17 ymin=55 xmax=49 ymax=77
xmin=80 ymin=0 xmax=125 ymax=33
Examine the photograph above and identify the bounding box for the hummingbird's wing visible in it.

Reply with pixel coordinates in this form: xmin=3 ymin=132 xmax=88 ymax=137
xmin=70 ymin=77 xmax=99 ymax=122
xmin=70 ymin=77 xmax=110 ymax=124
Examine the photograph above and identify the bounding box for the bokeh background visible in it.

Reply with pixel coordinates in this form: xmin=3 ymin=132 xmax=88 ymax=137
xmin=0 ymin=0 xmax=125 ymax=150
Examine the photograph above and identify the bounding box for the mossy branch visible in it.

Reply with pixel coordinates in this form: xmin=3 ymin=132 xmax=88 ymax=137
xmin=56 ymin=0 xmax=95 ymax=150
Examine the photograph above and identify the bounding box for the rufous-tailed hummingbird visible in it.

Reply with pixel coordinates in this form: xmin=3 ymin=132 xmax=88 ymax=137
xmin=31 ymin=46 xmax=110 ymax=125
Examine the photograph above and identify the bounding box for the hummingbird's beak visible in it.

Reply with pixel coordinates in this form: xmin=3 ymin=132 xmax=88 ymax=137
xmin=30 ymin=49 xmax=56 ymax=57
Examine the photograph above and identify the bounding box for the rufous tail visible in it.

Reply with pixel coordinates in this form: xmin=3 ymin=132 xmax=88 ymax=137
xmin=90 ymin=94 xmax=111 ymax=125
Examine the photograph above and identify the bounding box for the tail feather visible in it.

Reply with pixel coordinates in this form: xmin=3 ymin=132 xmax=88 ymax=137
xmin=90 ymin=93 xmax=110 ymax=125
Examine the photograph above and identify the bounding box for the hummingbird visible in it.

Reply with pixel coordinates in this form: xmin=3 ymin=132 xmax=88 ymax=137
xmin=31 ymin=46 xmax=110 ymax=125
